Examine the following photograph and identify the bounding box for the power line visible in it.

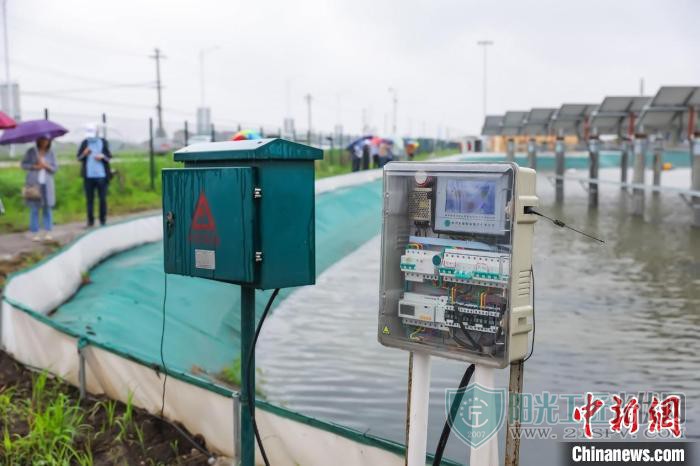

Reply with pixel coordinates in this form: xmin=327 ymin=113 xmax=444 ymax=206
xmin=10 ymin=58 xmax=147 ymax=87
xmin=23 ymin=82 xmax=154 ymax=95
xmin=8 ymin=12 xmax=147 ymax=59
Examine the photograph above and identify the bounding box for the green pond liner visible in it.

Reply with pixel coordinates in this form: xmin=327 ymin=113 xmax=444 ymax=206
xmin=50 ymin=179 xmax=383 ymax=377
xmin=1 ymin=177 xmax=463 ymax=465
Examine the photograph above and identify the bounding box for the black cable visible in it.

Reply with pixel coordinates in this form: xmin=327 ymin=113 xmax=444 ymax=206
xmin=458 ymin=321 xmax=482 ymax=352
xmin=525 ymin=207 xmax=605 ymax=244
xmin=432 ymin=364 xmax=475 ymax=466
xmin=159 ymin=272 xmax=168 ymax=419
xmin=245 ymin=288 xmax=280 ymax=466
xmin=152 ymin=272 xmax=217 ymax=460
xmin=523 ymin=266 xmax=536 ymax=362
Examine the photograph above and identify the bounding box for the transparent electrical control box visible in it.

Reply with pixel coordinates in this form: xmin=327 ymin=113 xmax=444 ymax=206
xmin=378 ymin=162 xmax=538 ymax=368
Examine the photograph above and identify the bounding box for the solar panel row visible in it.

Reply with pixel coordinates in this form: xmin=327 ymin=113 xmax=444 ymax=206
xmin=481 ymin=86 xmax=699 ymax=137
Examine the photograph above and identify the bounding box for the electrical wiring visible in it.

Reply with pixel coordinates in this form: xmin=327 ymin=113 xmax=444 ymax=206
xmin=409 ymin=326 xmax=424 ymax=341
xmin=523 ymin=266 xmax=536 ymax=363
xmin=157 ymin=272 xmax=214 ymax=460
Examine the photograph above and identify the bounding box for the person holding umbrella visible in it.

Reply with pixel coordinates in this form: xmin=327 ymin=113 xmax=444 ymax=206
xmin=20 ymin=135 xmax=58 ymax=241
xmin=0 ymin=118 xmax=66 ymax=241
xmin=77 ymin=124 xmax=112 ymax=227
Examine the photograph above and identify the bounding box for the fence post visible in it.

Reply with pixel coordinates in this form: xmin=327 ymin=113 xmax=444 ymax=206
xmin=555 ymin=136 xmax=565 ymax=203
xmin=149 ymin=118 xmax=155 ymax=191
xmin=506 ymin=138 xmax=515 ymax=162
xmin=588 ymin=136 xmax=600 ymax=208
xmin=632 ymin=134 xmax=647 ymax=216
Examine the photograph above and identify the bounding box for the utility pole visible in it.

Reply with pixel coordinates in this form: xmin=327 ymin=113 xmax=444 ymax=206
xmin=2 ymin=0 xmax=13 ymax=156
xmin=304 ymin=93 xmax=312 ymax=144
xmin=150 ymin=48 xmax=166 ymax=137
xmin=388 ymin=87 xmax=398 ymax=137
xmin=477 ymin=40 xmax=494 ymax=122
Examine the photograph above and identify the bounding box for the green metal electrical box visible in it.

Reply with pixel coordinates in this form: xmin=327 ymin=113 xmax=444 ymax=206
xmin=162 ymin=138 xmax=323 ymax=289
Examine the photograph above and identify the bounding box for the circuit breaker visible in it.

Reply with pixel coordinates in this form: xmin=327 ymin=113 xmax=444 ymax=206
xmin=378 ymin=162 xmax=538 ymax=367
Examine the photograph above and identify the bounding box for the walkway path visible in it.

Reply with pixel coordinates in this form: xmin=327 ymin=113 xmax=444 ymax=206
xmin=0 ymin=210 xmax=159 ymax=261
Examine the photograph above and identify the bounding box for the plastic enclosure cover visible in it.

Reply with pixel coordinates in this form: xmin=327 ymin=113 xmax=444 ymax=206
xmin=378 ymin=162 xmax=535 ymax=368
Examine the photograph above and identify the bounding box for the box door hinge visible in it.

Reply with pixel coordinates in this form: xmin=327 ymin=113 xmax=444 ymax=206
xmin=255 ymin=251 xmax=263 ymax=262
xmin=254 ymin=187 xmax=262 ymax=199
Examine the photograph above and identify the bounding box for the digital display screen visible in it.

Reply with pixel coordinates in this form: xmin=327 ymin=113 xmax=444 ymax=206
xmin=444 ymin=180 xmax=496 ymax=215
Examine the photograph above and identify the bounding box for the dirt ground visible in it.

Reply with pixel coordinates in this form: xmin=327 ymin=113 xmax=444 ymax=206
xmin=0 ymin=350 xmax=217 ymax=465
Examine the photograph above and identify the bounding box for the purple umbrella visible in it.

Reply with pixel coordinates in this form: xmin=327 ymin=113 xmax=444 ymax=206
xmin=0 ymin=119 xmax=68 ymax=144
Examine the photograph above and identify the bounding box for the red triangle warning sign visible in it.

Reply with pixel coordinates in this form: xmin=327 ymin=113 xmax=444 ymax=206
xmin=191 ymin=192 xmax=216 ymax=231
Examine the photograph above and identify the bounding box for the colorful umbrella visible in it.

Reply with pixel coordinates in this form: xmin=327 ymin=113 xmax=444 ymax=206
xmin=345 ymin=135 xmax=372 ymax=150
xmin=0 ymin=111 xmax=16 ymax=129
xmin=0 ymin=119 xmax=68 ymax=144
xmin=231 ymin=129 xmax=262 ymax=141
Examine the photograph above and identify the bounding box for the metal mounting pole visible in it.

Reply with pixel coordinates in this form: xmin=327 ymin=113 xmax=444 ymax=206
xmin=240 ymin=286 xmax=256 ymax=466
xmin=692 ymin=133 xmax=700 ymax=228
xmin=620 ymin=138 xmax=631 ymax=190
xmin=555 ymin=137 xmax=565 ymax=203
xmin=588 ymin=136 xmax=600 ymax=208
xmin=632 ymin=134 xmax=647 ymax=216
xmin=527 ymin=138 xmax=536 ymax=170
xmin=505 ymin=360 xmax=525 ymax=466
xmin=406 ymin=351 xmax=431 ymax=466
xmin=506 ymin=138 xmax=515 ymax=163
xmin=652 ymin=137 xmax=663 ymax=195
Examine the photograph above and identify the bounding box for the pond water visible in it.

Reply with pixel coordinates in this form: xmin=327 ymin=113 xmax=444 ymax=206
xmin=257 ymin=166 xmax=700 ymax=464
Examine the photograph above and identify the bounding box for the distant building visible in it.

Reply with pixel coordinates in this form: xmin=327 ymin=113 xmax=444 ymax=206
xmin=0 ymin=82 xmax=20 ymax=120
xmin=197 ymin=107 xmax=211 ymax=135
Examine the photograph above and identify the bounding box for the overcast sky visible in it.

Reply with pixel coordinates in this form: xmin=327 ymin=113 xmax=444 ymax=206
xmin=8 ymin=0 xmax=700 ymax=140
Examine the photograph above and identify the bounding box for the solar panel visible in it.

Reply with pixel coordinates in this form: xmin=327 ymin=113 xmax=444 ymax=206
xmin=649 ymin=86 xmax=696 ymax=107
xmin=501 ymin=111 xmax=527 ymax=136
xmin=550 ymin=104 xmax=598 ymax=136
xmin=481 ymin=115 xmax=504 ymax=135
xmin=590 ymin=96 xmax=651 ymax=135
xmin=523 ymin=108 xmax=556 ymax=135
xmin=638 ymin=86 xmax=699 ymax=132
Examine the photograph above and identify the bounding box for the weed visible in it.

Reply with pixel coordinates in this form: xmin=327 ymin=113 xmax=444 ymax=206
xmin=103 ymin=399 xmax=117 ymax=428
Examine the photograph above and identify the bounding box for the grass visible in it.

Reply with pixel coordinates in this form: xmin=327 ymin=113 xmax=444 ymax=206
xmin=0 ymin=147 xmax=460 ymax=234
xmin=0 ymin=154 xmax=177 ymax=233
xmin=1 ymin=372 xmax=90 ymax=464
xmin=0 ymin=355 xmax=210 ymax=465
xmin=218 ymin=356 xmax=266 ymax=397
